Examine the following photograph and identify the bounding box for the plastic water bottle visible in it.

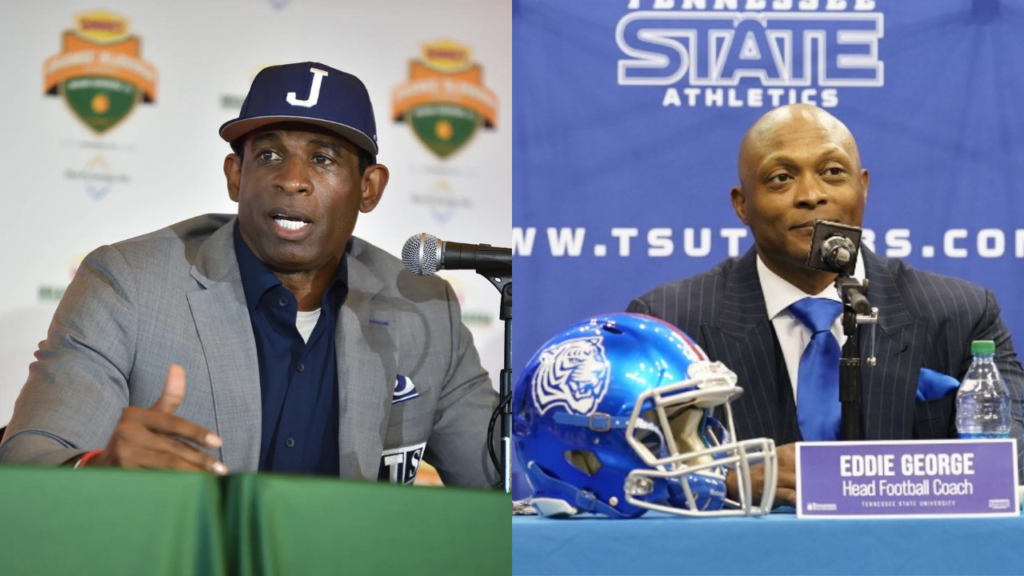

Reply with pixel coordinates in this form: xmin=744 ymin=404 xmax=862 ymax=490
xmin=956 ymin=340 xmax=1011 ymax=439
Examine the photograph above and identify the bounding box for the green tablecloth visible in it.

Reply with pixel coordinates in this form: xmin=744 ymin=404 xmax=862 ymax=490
xmin=0 ymin=466 xmax=226 ymax=576
xmin=0 ymin=467 xmax=509 ymax=576
xmin=226 ymin=474 xmax=510 ymax=576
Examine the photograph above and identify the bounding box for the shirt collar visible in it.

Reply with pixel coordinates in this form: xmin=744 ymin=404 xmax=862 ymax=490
xmin=232 ymin=221 xmax=349 ymax=311
xmin=756 ymin=250 xmax=866 ymax=321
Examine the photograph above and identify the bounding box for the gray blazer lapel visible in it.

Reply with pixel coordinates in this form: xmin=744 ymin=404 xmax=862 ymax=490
xmin=336 ymin=249 xmax=396 ymax=480
xmin=186 ymin=219 xmax=261 ymax=472
xmin=860 ymin=249 xmax=926 ymax=440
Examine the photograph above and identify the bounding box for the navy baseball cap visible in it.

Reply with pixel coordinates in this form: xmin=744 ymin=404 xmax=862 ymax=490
xmin=219 ymin=62 xmax=378 ymax=156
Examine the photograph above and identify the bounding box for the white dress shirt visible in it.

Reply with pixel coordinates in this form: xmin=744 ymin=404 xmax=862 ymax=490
xmin=756 ymin=253 xmax=866 ymax=403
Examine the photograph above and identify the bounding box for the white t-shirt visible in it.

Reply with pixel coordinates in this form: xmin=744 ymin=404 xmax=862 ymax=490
xmin=756 ymin=253 xmax=866 ymax=403
xmin=295 ymin=308 xmax=321 ymax=344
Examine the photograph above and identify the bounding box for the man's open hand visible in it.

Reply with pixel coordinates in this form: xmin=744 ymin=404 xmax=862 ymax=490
xmin=726 ymin=442 xmax=797 ymax=506
xmin=86 ymin=365 xmax=227 ymax=475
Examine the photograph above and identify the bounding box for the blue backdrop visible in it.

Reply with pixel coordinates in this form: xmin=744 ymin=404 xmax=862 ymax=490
xmin=512 ymin=0 xmax=1024 ymax=497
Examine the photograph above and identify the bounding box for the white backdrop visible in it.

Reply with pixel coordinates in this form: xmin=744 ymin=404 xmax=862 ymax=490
xmin=0 ymin=0 xmax=511 ymax=428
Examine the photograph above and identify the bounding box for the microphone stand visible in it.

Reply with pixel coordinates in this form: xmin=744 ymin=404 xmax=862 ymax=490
xmin=834 ymin=274 xmax=878 ymax=441
xmin=481 ymin=269 xmax=512 ymax=492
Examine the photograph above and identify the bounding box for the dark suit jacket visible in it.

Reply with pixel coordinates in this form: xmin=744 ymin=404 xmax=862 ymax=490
xmin=627 ymin=248 xmax=1024 ymax=455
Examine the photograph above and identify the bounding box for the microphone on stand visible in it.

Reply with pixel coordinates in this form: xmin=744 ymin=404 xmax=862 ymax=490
xmin=805 ymin=220 xmax=875 ymax=442
xmin=806 ymin=221 xmax=870 ymax=314
xmin=400 ymin=232 xmax=514 ymax=492
xmin=402 ymin=233 xmax=512 ymax=276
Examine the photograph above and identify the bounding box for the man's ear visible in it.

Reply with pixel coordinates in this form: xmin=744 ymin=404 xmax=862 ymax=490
xmin=860 ymin=168 xmax=870 ymax=204
xmin=359 ymin=164 xmax=389 ymax=213
xmin=731 ymin=186 xmax=748 ymax=225
xmin=224 ymin=154 xmax=242 ymax=203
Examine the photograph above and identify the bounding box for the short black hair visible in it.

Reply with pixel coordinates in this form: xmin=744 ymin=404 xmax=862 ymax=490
xmin=230 ymin=135 xmax=375 ymax=176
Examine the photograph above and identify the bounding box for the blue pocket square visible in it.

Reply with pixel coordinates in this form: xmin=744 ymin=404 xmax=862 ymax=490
xmin=916 ymin=368 xmax=960 ymax=402
xmin=393 ymin=375 xmax=419 ymax=404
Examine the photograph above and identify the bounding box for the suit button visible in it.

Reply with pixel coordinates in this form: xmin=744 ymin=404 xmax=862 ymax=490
xmin=297 ymin=363 xmax=305 ymax=373
xmin=278 ymin=298 xmax=288 ymax=307
xmin=285 ymin=437 xmax=295 ymax=448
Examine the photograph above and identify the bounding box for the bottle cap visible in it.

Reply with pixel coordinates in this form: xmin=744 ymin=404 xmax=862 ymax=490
xmin=972 ymin=340 xmax=996 ymax=355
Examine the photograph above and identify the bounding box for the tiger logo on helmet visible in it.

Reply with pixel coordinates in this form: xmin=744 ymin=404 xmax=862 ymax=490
xmin=532 ymin=336 xmax=610 ymax=416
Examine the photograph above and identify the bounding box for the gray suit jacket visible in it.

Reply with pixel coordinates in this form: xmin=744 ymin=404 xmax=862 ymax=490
xmin=0 ymin=214 xmax=499 ymax=489
xmin=628 ymin=248 xmax=1024 ymax=457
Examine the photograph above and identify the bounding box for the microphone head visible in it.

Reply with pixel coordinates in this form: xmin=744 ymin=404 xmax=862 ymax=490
xmin=806 ymin=220 xmax=862 ymax=275
xmin=833 ymin=246 xmax=852 ymax=268
xmin=821 ymin=235 xmax=855 ymax=271
xmin=402 ymin=233 xmax=441 ymax=275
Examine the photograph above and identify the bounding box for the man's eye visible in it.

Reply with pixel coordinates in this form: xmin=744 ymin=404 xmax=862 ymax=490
xmin=769 ymin=173 xmax=792 ymax=183
xmin=824 ymin=167 xmax=845 ymax=176
xmin=258 ymin=150 xmax=280 ymax=161
xmin=313 ymin=154 xmax=334 ymax=164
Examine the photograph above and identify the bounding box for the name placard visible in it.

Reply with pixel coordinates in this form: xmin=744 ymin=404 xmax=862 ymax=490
xmin=796 ymin=440 xmax=1019 ymax=519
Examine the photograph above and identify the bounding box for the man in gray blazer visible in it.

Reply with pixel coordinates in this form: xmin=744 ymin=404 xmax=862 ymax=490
xmin=0 ymin=62 xmax=500 ymax=490
xmin=628 ymin=104 xmax=1024 ymax=505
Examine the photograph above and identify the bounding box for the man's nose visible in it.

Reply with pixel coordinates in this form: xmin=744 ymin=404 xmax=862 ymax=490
xmin=793 ymin=176 xmax=827 ymax=209
xmin=274 ymin=156 xmax=312 ymax=195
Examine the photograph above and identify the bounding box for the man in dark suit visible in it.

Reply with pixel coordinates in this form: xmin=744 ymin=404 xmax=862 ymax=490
xmin=627 ymin=104 xmax=1024 ymax=505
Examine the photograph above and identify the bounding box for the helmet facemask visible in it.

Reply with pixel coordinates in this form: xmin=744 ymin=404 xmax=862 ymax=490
xmin=623 ymin=362 xmax=778 ymax=517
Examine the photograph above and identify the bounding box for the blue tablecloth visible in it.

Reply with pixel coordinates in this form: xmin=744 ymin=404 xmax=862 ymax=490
xmin=513 ymin=509 xmax=1022 ymax=575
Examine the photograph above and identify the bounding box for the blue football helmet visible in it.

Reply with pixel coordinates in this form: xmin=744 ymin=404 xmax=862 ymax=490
xmin=513 ymin=313 xmax=777 ymax=518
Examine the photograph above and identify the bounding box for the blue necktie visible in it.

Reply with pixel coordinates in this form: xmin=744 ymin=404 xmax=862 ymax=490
xmin=788 ymin=297 xmax=844 ymax=441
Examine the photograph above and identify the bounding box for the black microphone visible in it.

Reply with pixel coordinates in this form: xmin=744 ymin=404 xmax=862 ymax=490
xmin=820 ymin=234 xmax=856 ymax=272
xmin=806 ymin=220 xmax=862 ymax=276
xmin=806 ymin=221 xmax=871 ymax=314
xmin=402 ymin=233 xmax=512 ymax=276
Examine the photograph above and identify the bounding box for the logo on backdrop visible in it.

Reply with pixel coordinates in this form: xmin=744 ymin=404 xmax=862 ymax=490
xmin=409 ymin=178 xmax=474 ymax=225
xmin=43 ymin=11 xmax=158 ymax=134
xmin=617 ymin=0 xmax=884 ymax=109
xmin=391 ymin=40 xmax=499 ymax=159
xmin=63 ymin=154 xmax=130 ymax=200
xmin=532 ymin=337 xmax=611 ymax=416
